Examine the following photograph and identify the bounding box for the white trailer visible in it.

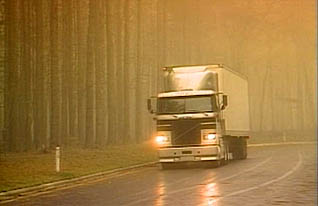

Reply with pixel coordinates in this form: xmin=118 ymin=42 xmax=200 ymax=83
xmin=212 ymin=67 xmax=250 ymax=136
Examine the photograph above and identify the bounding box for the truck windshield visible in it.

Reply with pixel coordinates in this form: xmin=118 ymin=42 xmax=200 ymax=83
xmin=157 ymin=95 xmax=217 ymax=114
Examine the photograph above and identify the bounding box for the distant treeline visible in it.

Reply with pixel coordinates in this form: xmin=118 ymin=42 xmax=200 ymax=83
xmin=2 ymin=0 xmax=316 ymax=152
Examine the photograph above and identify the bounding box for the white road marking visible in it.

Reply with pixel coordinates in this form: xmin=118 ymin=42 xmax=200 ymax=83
xmin=212 ymin=152 xmax=303 ymax=203
xmin=248 ymin=141 xmax=315 ymax=147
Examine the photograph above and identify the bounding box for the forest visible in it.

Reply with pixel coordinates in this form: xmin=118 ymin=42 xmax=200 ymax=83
xmin=0 ymin=0 xmax=316 ymax=152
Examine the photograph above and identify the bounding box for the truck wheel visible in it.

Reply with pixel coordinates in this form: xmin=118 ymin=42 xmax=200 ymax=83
xmin=201 ymin=160 xmax=221 ymax=168
xmin=236 ymin=138 xmax=247 ymax=160
xmin=160 ymin=163 xmax=171 ymax=170
xmin=240 ymin=139 xmax=247 ymax=159
xmin=221 ymin=144 xmax=229 ymax=165
xmin=210 ymin=160 xmax=221 ymax=168
xmin=229 ymin=138 xmax=238 ymax=160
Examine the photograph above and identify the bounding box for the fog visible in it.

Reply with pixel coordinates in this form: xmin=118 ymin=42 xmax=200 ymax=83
xmin=1 ymin=0 xmax=316 ymax=151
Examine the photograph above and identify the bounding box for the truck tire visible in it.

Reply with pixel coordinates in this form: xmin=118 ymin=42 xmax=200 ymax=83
xmin=239 ymin=138 xmax=247 ymax=159
xmin=160 ymin=163 xmax=172 ymax=170
xmin=229 ymin=137 xmax=239 ymax=160
xmin=221 ymin=144 xmax=230 ymax=165
xmin=230 ymin=137 xmax=247 ymax=160
xmin=208 ymin=160 xmax=221 ymax=168
xmin=235 ymin=138 xmax=247 ymax=160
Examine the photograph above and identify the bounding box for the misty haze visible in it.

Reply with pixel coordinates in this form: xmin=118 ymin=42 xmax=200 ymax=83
xmin=0 ymin=0 xmax=316 ymax=205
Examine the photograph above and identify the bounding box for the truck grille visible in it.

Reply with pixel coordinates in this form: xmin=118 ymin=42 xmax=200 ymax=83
xmin=172 ymin=120 xmax=201 ymax=145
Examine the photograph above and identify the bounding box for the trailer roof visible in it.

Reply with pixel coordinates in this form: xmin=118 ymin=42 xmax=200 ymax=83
xmin=158 ymin=90 xmax=216 ymax=98
xmin=163 ymin=64 xmax=248 ymax=80
xmin=163 ymin=63 xmax=222 ymax=69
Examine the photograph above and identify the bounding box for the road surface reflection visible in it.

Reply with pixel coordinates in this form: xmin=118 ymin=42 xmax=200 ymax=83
xmin=155 ymin=173 xmax=165 ymax=206
xmin=154 ymin=169 xmax=220 ymax=206
xmin=202 ymin=182 xmax=220 ymax=206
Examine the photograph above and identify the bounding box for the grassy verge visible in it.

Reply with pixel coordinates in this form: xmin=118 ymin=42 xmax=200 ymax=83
xmin=0 ymin=143 xmax=157 ymax=192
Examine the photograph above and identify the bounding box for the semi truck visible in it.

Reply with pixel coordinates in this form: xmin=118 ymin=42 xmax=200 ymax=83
xmin=147 ymin=64 xmax=250 ymax=168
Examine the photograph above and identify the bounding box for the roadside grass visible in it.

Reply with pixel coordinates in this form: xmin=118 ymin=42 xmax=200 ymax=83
xmin=0 ymin=143 xmax=157 ymax=192
xmin=1 ymin=136 xmax=314 ymax=193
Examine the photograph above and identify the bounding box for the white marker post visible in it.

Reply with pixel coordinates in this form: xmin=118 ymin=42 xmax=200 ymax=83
xmin=56 ymin=145 xmax=60 ymax=172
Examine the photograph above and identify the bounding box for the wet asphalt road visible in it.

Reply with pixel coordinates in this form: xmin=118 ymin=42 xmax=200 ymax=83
xmin=2 ymin=143 xmax=317 ymax=206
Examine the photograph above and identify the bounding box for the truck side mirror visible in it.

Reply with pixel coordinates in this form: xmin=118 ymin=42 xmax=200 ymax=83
xmin=147 ymin=99 xmax=152 ymax=113
xmin=221 ymin=95 xmax=228 ymax=110
xmin=147 ymin=98 xmax=156 ymax=114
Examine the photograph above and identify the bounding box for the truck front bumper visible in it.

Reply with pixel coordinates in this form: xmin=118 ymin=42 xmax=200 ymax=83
xmin=158 ymin=145 xmax=221 ymax=163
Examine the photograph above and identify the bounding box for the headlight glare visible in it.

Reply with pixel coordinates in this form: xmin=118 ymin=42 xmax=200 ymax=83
xmin=156 ymin=135 xmax=168 ymax=144
xmin=154 ymin=131 xmax=171 ymax=146
xmin=206 ymin=133 xmax=216 ymax=140
xmin=201 ymin=129 xmax=218 ymax=144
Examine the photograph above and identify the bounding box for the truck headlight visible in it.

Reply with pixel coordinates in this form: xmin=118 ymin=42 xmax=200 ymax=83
xmin=156 ymin=136 xmax=168 ymax=143
xmin=205 ymin=133 xmax=216 ymax=140
xmin=155 ymin=131 xmax=171 ymax=146
xmin=201 ymin=129 xmax=218 ymax=144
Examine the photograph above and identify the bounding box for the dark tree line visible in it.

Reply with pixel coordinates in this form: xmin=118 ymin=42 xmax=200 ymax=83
xmin=2 ymin=0 xmax=316 ymax=152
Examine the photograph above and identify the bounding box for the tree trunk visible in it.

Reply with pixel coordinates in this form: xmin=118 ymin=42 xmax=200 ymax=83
xmin=95 ymin=0 xmax=107 ymax=146
xmin=85 ymin=0 xmax=96 ymax=148
xmin=76 ymin=0 xmax=88 ymax=146
xmin=106 ymin=0 xmax=120 ymax=144
xmin=6 ymin=0 xmax=20 ymax=152
xmin=50 ymin=0 xmax=62 ymax=147
xmin=135 ymin=0 xmax=142 ymax=143
xmin=122 ymin=0 xmax=130 ymax=144
xmin=116 ymin=0 xmax=125 ymax=144
xmin=34 ymin=0 xmax=48 ymax=150
xmin=126 ymin=0 xmax=138 ymax=143
xmin=21 ymin=1 xmax=33 ymax=151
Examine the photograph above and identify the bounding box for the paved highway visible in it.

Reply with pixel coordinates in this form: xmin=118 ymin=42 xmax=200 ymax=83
xmin=1 ymin=143 xmax=316 ymax=206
